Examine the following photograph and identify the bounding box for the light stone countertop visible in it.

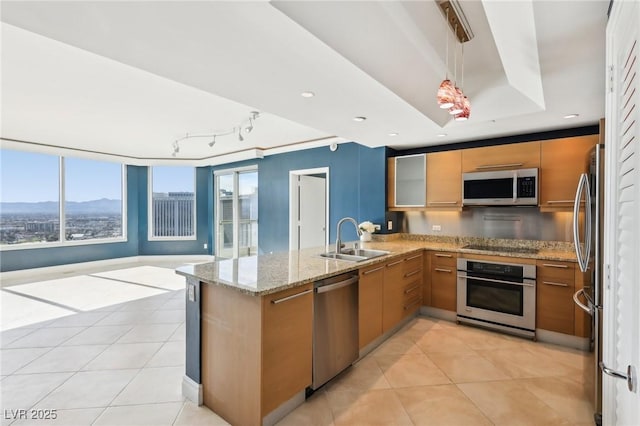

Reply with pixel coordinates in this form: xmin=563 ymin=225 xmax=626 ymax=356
xmin=176 ymin=235 xmax=578 ymax=296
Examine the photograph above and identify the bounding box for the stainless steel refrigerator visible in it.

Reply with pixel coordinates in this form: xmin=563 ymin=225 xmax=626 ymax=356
xmin=572 ymin=143 xmax=605 ymax=425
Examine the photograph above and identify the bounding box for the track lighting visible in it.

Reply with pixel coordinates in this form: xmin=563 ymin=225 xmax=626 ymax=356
xmin=171 ymin=111 xmax=260 ymax=156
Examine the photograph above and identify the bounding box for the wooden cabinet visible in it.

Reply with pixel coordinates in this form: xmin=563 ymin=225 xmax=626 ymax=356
xmin=426 ymin=150 xmax=462 ymax=209
xmin=539 ymin=135 xmax=598 ymax=210
xmin=359 ymin=264 xmax=385 ymax=349
xmin=428 ymin=251 xmax=458 ymax=311
xmin=536 ymin=261 xmax=576 ymax=335
xmin=462 ymin=141 xmax=541 ymax=172
xmin=201 ymin=283 xmax=312 ymax=425
xmin=382 ymin=252 xmax=424 ymax=332
xmin=261 ymin=285 xmax=313 ymax=416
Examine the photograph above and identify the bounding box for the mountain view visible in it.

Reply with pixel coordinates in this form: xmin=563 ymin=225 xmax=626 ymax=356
xmin=0 ymin=198 xmax=122 ymax=214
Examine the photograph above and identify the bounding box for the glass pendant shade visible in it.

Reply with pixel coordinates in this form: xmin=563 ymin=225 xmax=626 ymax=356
xmin=448 ymin=87 xmax=464 ymax=115
xmin=454 ymin=96 xmax=471 ymax=121
xmin=437 ymin=79 xmax=456 ymax=109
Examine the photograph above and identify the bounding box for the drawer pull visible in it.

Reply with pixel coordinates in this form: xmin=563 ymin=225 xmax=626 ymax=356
xmin=434 ymin=253 xmax=453 ymax=258
xmin=405 ymin=254 xmax=422 ymax=261
xmin=387 ymin=260 xmax=403 ymax=267
xmin=363 ymin=266 xmax=384 ymax=275
xmin=434 ymin=268 xmax=452 ymax=273
xmin=476 ymin=162 xmax=524 ymax=170
xmin=543 ymin=281 xmax=569 ymax=287
xmin=404 ymin=285 xmax=421 ymax=294
xmin=403 ymin=299 xmax=421 ymax=311
xmin=546 ymin=200 xmax=574 ymax=204
xmin=404 ymin=270 xmax=421 ymax=278
xmin=270 ymin=289 xmax=313 ymax=304
xmin=542 ymin=263 xmax=569 ymax=269
xmin=429 ymin=201 xmax=458 ymax=205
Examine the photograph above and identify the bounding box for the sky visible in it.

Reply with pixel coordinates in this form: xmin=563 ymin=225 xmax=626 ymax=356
xmin=0 ymin=149 xmax=193 ymax=203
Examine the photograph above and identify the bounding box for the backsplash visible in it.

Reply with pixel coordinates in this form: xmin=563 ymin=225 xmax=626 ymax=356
xmin=401 ymin=208 xmax=576 ymax=242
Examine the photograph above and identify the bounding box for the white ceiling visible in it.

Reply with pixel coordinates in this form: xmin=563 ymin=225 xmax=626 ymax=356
xmin=0 ymin=1 xmax=608 ymax=165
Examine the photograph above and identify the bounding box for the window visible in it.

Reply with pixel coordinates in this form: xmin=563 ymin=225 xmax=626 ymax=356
xmin=0 ymin=149 xmax=126 ymax=248
xmin=215 ymin=166 xmax=258 ymax=259
xmin=64 ymin=157 xmax=124 ymax=241
xmin=149 ymin=166 xmax=196 ymax=239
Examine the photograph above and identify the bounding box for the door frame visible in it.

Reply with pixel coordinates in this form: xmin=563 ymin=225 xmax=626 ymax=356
xmin=289 ymin=167 xmax=330 ymax=251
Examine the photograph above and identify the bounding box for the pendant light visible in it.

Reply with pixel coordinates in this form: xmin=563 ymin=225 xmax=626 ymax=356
xmin=454 ymin=43 xmax=471 ymax=121
xmin=448 ymin=25 xmax=464 ymax=115
xmin=436 ymin=7 xmax=456 ymax=109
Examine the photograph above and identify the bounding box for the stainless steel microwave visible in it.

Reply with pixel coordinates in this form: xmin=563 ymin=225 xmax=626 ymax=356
xmin=462 ymin=168 xmax=538 ymax=206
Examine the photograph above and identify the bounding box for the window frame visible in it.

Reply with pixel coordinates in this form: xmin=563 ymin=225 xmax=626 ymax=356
xmin=0 ymin=151 xmax=127 ymax=251
xmin=147 ymin=166 xmax=197 ymax=241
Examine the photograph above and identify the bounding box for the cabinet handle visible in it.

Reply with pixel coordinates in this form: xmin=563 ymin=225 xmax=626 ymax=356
xmin=476 ymin=162 xmax=524 ymax=170
xmin=387 ymin=260 xmax=403 ymax=267
xmin=404 ymin=285 xmax=421 ymax=294
xmin=434 ymin=268 xmax=452 ymax=273
xmin=434 ymin=253 xmax=452 ymax=258
xmin=363 ymin=266 xmax=385 ymax=275
xmin=405 ymin=254 xmax=423 ymax=261
xmin=404 ymin=299 xmax=422 ymax=311
xmin=546 ymin=200 xmax=574 ymax=204
xmin=404 ymin=270 xmax=421 ymax=278
xmin=428 ymin=201 xmax=458 ymax=205
xmin=542 ymin=263 xmax=569 ymax=269
xmin=543 ymin=281 xmax=570 ymax=287
xmin=270 ymin=289 xmax=313 ymax=304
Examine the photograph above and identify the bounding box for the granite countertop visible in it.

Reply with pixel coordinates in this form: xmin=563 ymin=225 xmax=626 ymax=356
xmin=176 ymin=235 xmax=578 ymax=296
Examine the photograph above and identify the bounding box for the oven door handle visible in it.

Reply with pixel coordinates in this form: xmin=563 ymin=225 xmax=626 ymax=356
xmin=458 ymin=274 xmax=535 ymax=287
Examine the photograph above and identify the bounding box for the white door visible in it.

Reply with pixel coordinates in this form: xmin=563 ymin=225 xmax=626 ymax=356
xmin=298 ymin=175 xmax=326 ymax=249
xmin=603 ymin=1 xmax=640 ymax=424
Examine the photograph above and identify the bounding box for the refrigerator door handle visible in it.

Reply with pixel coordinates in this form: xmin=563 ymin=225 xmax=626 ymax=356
xmin=573 ymin=288 xmax=593 ymax=315
xmin=573 ymin=173 xmax=591 ymax=272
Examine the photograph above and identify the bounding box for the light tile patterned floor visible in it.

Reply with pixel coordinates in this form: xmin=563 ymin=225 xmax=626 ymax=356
xmin=1 ymin=261 xmax=594 ymax=426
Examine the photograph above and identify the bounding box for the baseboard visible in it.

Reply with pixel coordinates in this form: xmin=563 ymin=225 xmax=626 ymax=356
xmin=420 ymin=306 xmax=457 ymax=322
xmin=262 ymin=390 xmax=305 ymax=426
xmin=182 ymin=375 xmax=203 ymax=405
xmin=536 ymin=328 xmax=590 ymax=351
xmin=0 ymin=255 xmax=214 ymax=286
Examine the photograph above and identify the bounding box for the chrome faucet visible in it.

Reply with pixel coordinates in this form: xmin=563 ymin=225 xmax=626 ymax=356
xmin=335 ymin=217 xmax=361 ymax=254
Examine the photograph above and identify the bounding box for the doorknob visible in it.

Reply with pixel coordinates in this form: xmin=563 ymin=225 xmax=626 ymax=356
xmin=600 ymin=362 xmax=637 ymax=392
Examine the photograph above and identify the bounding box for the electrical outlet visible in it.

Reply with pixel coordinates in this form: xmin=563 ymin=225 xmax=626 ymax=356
xmin=188 ymin=284 xmax=196 ymax=302
xmin=432 ymin=225 xmax=442 ymax=231
xmin=387 ymin=220 xmax=393 ymax=231
xmin=203 ymin=243 xmax=208 ymax=250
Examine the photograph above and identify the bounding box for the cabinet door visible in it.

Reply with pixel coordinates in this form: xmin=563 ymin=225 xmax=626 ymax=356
xmin=402 ymin=253 xmax=423 ymax=317
xmin=394 ymin=154 xmax=426 ymax=206
xmin=262 ymin=284 xmax=313 ymax=416
xmin=536 ymin=261 xmax=575 ymax=335
xmin=359 ymin=264 xmax=385 ymax=349
xmin=539 ymin=135 xmax=598 ymax=210
xmin=426 ymin=150 xmax=462 ymax=208
xmin=462 ymin=141 xmax=540 ymax=172
xmin=430 ymin=252 xmax=457 ymax=312
xmin=387 ymin=158 xmax=396 ymax=208
xmin=383 ymin=258 xmax=405 ymax=332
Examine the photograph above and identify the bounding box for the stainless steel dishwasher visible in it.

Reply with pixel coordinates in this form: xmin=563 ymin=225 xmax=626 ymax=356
xmin=312 ymin=272 xmax=359 ymax=390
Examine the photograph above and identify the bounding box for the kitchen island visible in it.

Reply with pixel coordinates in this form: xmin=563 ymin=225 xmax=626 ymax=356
xmin=176 ymin=235 xmax=581 ymax=426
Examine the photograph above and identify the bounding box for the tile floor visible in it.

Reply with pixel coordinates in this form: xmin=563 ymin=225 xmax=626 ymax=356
xmin=1 ymin=261 xmax=594 ymax=426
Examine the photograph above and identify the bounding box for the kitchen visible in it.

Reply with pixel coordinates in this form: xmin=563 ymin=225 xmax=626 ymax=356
xmin=1 ymin=1 xmax=639 ymax=425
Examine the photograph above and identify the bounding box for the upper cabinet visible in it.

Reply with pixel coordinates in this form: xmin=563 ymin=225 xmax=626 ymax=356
xmin=426 ymin=150 xmax=462 ymax=209
xmin=539 ymin=135 xmax=598 ymax=211
xmin=389 ymin=154 xmax=426 ymax=208
xmin=462 ymin=141 xmax=541 ymax=172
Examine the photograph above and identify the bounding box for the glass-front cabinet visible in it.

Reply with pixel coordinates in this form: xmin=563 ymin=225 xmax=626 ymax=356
xmin=394 ymin=154 xmax=426 ymax=207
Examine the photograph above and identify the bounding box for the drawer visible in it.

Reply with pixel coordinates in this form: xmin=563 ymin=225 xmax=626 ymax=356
xmin=429 ymin=251 xmax=456 ymax=267
xmin=403 ymin=280 xmax=422 ymax=300
xmin=537 ymin=261 xmax=575 ymax=283
xmin=403 ymin=252 xmax=423 ymax=272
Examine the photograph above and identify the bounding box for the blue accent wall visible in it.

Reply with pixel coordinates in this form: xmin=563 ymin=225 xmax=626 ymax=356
xmin=210 ymin=143 xmax=386 ymax=255
xmin=1 ymin=143 xmax=386 ymax=270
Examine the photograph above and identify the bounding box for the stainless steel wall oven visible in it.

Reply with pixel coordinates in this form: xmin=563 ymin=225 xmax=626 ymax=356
xmin=457 ymin=257 xmax=536 ymax=338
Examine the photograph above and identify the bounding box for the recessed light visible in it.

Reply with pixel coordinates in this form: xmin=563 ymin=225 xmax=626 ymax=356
xmin=437 ymin=133 xmax=447 ymax=137
xmin=563 ymin=113 xmax=580 ymax=119
xmin=388 ymin=132 xmax=399 ymax=137
xmin=353 ymin=116 xmax=367 ymax=122
xmin=301 ymin=91 xmax=315 ymax=98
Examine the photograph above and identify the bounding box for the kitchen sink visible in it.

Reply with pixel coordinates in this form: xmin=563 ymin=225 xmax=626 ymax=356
xmin=319 ymin=248 xmax=390 ymax=262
